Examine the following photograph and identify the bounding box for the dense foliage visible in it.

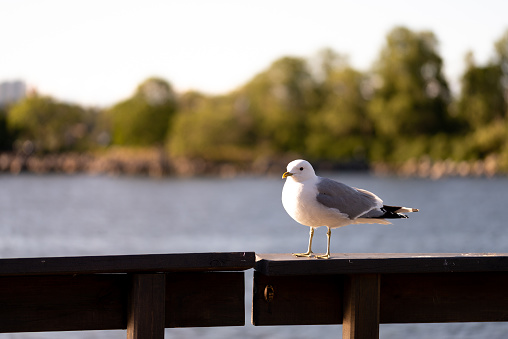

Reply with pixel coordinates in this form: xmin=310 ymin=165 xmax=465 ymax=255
xmin=0 ymin=107 xmax=12 ymax=151
xmin=6 ymin=95 xmax=93 ymax=153
xmin=106 ymin=78 xmax=177 ymax=146
xmin=2 ymin=26 xmax=508 ymax=172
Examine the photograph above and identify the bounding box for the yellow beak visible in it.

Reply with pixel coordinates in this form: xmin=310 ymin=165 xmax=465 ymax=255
xmin=282 ymin=172 xmax=293 ymax=179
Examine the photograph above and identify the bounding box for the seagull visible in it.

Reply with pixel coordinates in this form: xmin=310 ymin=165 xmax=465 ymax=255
xmin=282 ymin=159 xmax=418 ymax=259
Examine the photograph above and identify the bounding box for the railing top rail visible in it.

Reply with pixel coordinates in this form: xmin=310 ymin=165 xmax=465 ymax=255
xmin=3 ymin=252 xmax=507 ymax=277
xmin=255 ymin=253 xmax=508 ymax=276
xmin=0 ymin=252 xmax=255 ymax=276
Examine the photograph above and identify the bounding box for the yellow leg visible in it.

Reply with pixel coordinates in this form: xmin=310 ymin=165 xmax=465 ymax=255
xmin=293 ymin=227 xmax=315 ymax=257
xmin=316 ymin=227 xmax=331 ymax=259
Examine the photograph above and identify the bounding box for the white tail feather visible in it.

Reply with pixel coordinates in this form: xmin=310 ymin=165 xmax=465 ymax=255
xmin=395 ymin=207 xmax=419 ymax=213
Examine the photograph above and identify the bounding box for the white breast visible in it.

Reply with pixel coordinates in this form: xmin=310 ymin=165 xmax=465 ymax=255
xmin=282 ymin=177 xmax=350 ymax=228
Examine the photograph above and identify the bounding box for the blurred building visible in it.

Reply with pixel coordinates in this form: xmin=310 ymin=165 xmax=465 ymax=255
xmin=0 ymin=80 xmax=26 ymax=107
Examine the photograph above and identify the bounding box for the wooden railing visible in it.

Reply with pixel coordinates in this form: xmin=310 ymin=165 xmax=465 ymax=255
xmin=1 ymin=252 xmax=508 ymax=339
xmin=0 ymin=252 xmax=254 ymax=338
xmin=253 ymin=253 xmax=508 ymax=339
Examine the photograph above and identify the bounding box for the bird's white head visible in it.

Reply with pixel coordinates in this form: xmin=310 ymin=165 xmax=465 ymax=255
xmin=282 ymin=159 xmax=316 ymax=182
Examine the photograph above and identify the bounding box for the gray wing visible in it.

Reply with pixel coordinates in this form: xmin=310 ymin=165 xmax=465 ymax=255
xmin=315 ymin=177 xmax=382 ymax=219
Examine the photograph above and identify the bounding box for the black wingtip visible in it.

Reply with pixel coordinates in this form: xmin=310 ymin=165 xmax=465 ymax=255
xmin=379 ymin=206 xmax=410 ymax=219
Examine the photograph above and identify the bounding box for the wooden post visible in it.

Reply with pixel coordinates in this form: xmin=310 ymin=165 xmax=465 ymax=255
xmin=342 ymin=274 xmax=380 ymax=339
xmin=127 ymin=273 xmax=166 ymax=339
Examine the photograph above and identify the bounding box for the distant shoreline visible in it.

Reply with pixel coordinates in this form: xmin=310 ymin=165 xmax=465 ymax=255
xmin=0 ymin=151 xmax=503 ymax=179
xmin=0 ymin=151 xmax=285 ymax=178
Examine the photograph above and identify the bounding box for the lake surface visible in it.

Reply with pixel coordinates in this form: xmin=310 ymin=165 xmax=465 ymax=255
xmin=1 ymin=173 xmax=508 ymax=338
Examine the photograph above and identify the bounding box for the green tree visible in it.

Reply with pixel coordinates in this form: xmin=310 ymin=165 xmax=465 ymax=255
xmin=456 ymin=52 xmax=506 ymax=128
xmin=0 ymin=107 xmax=13 ymax=151
xmin=107 ymin=78 xmax=177 ymax=146
xmin=168 ymin=92 xmax=254 ymax=161
xmin=493 ymin=29 xmax=508 ymax=120
xmin=7 ymin=95 xmax=90 ymax=153
xmin=451 ymin=28 xmax=508 ymax=164
xmin=367 ymin=27 xmax=452 ymax=162
xmin=494 ymin=29 xmax=508 ymax=86
xmin=452 ymin=30 xmax=508 ymax=164
xmin=241 ymin=56 xmax=319 ymax=154
xmin=369 ymin=28 xmax=450 ymax=133
xmin=494 ymin=29 xmax=508 ymax=171
xmin=306 ymin=52 xmax=372 ymax=160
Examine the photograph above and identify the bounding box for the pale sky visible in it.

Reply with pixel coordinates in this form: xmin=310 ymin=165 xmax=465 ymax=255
xmin=1 ymin=0 xmax=507 ymax=107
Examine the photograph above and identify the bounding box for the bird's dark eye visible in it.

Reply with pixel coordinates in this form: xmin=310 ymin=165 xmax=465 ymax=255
xmin=299 ymin=167 xmax=304 ymax=171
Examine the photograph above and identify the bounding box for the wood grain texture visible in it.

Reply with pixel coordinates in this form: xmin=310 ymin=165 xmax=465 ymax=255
xmin=255 ymin=253 xmax=508 ymax=276
xmin=166 ymin=272 xmax=245 ymax=327
xmin=343 ymin=274 xmax=380 ymax=339
xmin=380 ymin=272 xmax=508 ymax=323
xmin=252 ymin=271 xmax=343 ymax=326
xmin=0 ymin=252 xmax=255 ymax=276
xmin=0 ymin=274 xmax=126 ymax=333
xmin=0 ymin=272 xmax=246 ymax=333
xmin=252 ymin=271 xmax=508 ymax=327
xmin=127 ymin=274 xmax=166 ymax=339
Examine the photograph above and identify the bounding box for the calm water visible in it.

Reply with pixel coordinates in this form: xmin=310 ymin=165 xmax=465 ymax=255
xmin=1 ymin=173 xmax=508 ymax=338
